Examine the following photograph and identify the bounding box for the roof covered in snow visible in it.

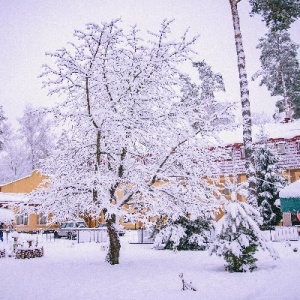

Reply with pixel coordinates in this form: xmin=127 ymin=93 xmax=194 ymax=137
xmin=0 ymin=208 xmax=14 ymax=223
xmin=0 ymin=193 xmax=28 ymax=204
xmin=279 ymin=180 xmax=300 ymax=198
xmin=218 ymin=120 xmax=300 ymax=146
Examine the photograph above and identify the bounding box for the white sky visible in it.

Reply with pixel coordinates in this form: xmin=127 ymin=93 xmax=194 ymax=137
xmin=0 ymin=0 xmax=299 ymax=126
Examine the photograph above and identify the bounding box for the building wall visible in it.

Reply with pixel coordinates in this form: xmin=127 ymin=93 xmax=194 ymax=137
xmin=0 ymin=170 xmax=54 ymax=232
xmin=217 ymin=136 xmax=300 ymax=184
xmin=0 ymin=171 xmax=143 ymax=231
xmin=2 ymin=135 xmax=299 ymax=230
xmin=1 ymin=170 xmax=48 ymax=194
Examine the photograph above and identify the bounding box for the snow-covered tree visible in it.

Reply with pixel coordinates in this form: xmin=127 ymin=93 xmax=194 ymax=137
xmin=0 ymin=106 xmax=11 ymax=152
xmin=251 ymin=112 xmax=272 ymax=126
xmin=210 ymin=200 xmax=278 ymax=272
xmin=18 ymin=105 xmax=55 ymax=171
xmin=25 ymin=20 xmax=233 ymax=265
xmin=252 ymin=30 xmax=300 ymax=119
xmin=0 ymin=138 xmax=31 ymax=182
xmin=253 ymin=130 xmax=287 ymax=226
xmin=193 ymin=60 xmax=232 ymax=127
xmin=0 ymin=107 xmax=30 ymax=183
xmin=0 ymin=106 xmax=4 ymax=151
xmin=193 ymin=60 xmax=225 ymax=101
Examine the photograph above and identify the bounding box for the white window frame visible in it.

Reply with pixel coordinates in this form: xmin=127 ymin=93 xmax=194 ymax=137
xmin=240 ymin=146 xmax=245 ymax=159
xmin=37 ymin=213 xmax=47 ymax=225
xmin=277 ymin=142 xmax=286 ymax=154
xmin=16 ymin=214 xmax=28 ymax=225
xmin=225 ymin=148 xmax=233 ymax=160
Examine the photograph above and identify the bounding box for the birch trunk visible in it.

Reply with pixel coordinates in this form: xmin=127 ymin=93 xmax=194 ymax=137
xmin=229 ymin=0 xmax=257 ymax=207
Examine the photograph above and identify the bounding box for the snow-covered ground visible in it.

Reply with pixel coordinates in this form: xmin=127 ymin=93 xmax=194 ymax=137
xmin=0 ymin=233 xmax=299 ymax=300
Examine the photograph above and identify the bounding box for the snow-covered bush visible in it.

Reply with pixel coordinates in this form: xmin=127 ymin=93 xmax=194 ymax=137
xmin=210 ymin=201 xmax=278 ymax=272
xmin=153 ymin=216 xmax=214 ymax=251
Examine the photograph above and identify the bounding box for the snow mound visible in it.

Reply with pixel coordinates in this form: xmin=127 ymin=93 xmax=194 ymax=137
xmin=279 ymin=180 xmax=300 ymax=198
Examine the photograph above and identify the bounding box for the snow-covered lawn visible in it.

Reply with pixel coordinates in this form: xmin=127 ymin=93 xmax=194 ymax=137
xmin=0 ymin=235 xmax=299 ymax=300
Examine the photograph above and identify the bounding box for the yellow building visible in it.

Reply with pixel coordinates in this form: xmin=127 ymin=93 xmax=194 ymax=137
xmin=0 ymin=170 xmax=56 ymax=232
xmin=0 ymin=170 xmax=143 ymax=231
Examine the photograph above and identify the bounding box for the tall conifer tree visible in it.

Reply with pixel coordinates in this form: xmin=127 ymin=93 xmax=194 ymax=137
xmin=252 ymin=30 xmax=300 ymax=119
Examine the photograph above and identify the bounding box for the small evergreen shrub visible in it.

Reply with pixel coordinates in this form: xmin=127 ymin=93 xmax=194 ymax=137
xmin=210 ymin=201 xmax=278 ymax=272
xmin=152 ymin=216 xmax=214 ymax=251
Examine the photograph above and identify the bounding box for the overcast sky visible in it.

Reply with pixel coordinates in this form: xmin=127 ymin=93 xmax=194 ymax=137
xmin=1 ymin=0 xmax=299 ymax=126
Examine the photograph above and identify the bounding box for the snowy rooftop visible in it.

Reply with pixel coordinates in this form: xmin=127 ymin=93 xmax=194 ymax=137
xmin=279 ymin=180 xmax=300 ymax=198
xmin=218 ymin=120 xmax=300 ymax=146
xmin=0 ymin=208 xmax=14 ymax=223
xmin=0 ymin=192 xmax=28 ymax=204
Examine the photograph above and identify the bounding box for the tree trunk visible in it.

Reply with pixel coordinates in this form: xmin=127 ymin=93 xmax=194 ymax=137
xmin=106 ymin=214 xmax=121 ymax=265
xmin=280 ymin=71 xmax=292 ymax=118
xmin=275 ymin=34 xmax=292 ymax=119
xmin=229 ymin=0 xmax=257 ymax=207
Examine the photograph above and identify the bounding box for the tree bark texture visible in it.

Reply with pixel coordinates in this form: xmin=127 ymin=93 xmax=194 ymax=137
xmin=106 ymin=214 xmax=121 ymax=265
xmin=229 ymin=0 xmax=257 ymax=207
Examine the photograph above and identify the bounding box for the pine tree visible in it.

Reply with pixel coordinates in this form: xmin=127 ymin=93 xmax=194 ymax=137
xmin=210 ymin=200 xmax=278 ymax=272
xmin=252 ymin=30 xmax=300 ymax=119
xmin=249 ymin=0 xmax=300 ymax=32
xmin=253 ymin=131 xmax=287 ymax=226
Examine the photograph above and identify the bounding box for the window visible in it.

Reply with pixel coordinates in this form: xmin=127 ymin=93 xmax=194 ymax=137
xmin=122 ymin=214 xmax=135 ymax=224
xmin=296 ymin=141 xmax=300 ymax=152
xmin=277 ymin=142 xmax=286 ymax=154
xmin=37 ymin=213 xmax=47 ymax=225
xmin=16 ymin=214 xmax=28 ymax=225
xmin=225 ymin=148 xmax=233 ymax=160
xmin=240 ymin=146 xmax=245 ymax=159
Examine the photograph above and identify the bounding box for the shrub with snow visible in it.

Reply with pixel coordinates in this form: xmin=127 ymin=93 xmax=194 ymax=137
xmin=210 ymin=201 xmax=278 ymax=272
xmin=153 ymin=216 xmax=214 ymax=251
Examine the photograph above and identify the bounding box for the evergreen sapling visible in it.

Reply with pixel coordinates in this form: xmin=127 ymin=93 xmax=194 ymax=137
xmin=210 ymin=200 xmax=278 ymax=272
xmin=253 ymin=130 xmax=287 ymax=227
